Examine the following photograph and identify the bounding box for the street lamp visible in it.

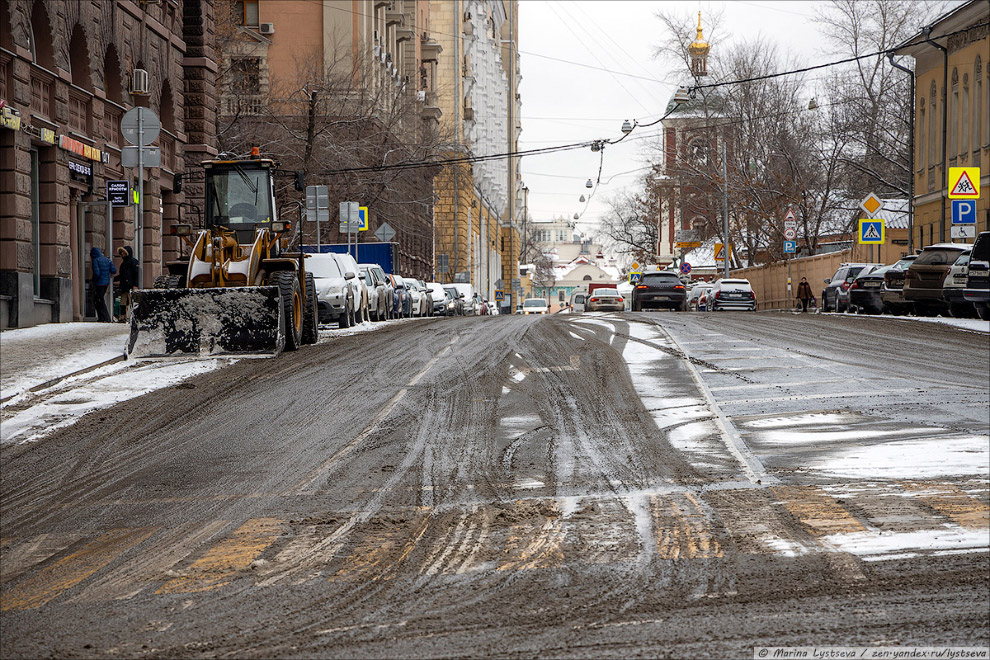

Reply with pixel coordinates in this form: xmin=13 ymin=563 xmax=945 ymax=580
xmin=579 ymin=194 xmax=586 ymax=203
xmin=621 ymin=119 xmax=634 ymax=135
xmin=585 ymin=178 xmax=593 ymax=189
xmin=573 ymin=213 xmax=579 ymax=220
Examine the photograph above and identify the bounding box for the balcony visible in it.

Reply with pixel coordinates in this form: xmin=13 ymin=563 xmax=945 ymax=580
xmin=421 ymin=90 xmax=441 ymax=121
xmin=386 ymin=10 xmax=403 ymax=26
xmin=421 ymin=40 xmax=442 ymax=62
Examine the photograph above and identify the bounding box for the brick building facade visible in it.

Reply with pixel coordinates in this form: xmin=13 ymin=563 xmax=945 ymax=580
xmin=0 ymin=0 xmax=217 ymax=328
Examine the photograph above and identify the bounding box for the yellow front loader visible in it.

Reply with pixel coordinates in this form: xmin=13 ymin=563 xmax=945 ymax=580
xmin=127 ymin=154 xmax=318 ymax=358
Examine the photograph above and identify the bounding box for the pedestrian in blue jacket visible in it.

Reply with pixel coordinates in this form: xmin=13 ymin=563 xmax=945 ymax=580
xmin=90 ymin=246 xmax=116 ymax=322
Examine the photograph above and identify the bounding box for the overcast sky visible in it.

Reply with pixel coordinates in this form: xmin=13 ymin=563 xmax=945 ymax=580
xmin=514 ymin=0 xmax=924 ymax=242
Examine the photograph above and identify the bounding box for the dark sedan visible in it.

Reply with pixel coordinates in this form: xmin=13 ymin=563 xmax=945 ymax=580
xmin=880 ymin=255 xmax=917 ymax=315
xmin=848 ymin=265 xmax=891 ymax=314
xmin=631 ymin=272 xmax=686 ymax=311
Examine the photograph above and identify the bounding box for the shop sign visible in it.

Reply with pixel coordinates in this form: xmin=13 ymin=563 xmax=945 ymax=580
xmin=1 ymin=103 xmax=21 ymax=131
xmin=38 ymin=127 xmax=55 ymax=144
xmin=59 ymin=134 xmax=104 ymax=162
xmin=69 ymin=160 xmax=94 ymax=188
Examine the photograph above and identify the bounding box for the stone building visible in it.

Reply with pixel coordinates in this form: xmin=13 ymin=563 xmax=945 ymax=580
xmin=894 ymin=0 xmax=989 ymax=246
xmin=0 ymin=0 xmax=217 ymax=328
xmin=430 ymin=0 xmax=521 ymax=302
xmin=217 ymin=0 xmax=441 ymax=280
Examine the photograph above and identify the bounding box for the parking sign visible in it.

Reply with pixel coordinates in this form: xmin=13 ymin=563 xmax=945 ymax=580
xmin=951 ymin=199 xmax=976 ymax=224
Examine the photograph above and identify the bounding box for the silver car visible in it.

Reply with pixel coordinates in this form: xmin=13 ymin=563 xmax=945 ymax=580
xmin=308 ymin=253 xmax=355 ymax=328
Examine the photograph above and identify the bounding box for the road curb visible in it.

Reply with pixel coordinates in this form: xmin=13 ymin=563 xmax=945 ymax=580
xmin=0 ymin=354 xmax=128 ymax=405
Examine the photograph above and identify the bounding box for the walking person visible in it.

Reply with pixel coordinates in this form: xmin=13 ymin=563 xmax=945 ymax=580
xmin=114 ymin=246 xmax=139 ymax=322
xmin=796 ymin=276 xmax=813 ymax=313
xmin=90 ymin=246 xmax=116 ymax=323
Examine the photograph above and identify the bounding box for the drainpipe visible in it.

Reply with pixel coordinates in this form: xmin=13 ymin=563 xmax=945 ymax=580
xmin=924 ymin=26 xmax=948 ymax=244
xmin=888 ymin=53 xmax=915 ymax=253
xmin=452 ymin=1 xmax=460 ymax=282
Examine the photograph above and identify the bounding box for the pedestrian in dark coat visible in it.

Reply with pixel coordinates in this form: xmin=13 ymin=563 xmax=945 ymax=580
xmin=90 ymin=246 xmax=116 ymax=323
xmin=114 ymin=246 xmax=139 ymax=321
xmin=796 ymin=276 xmax=814 ymax=312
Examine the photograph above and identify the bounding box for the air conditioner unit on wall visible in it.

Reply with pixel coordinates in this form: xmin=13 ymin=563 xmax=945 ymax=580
xmin=131 ymin=68 xmax=149 ymax=95
xmin=259 ymin=23 xmax=275 ymax=35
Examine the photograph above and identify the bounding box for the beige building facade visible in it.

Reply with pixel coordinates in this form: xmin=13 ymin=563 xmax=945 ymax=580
xmin=896 ymin=0 xmax=989 ymax=247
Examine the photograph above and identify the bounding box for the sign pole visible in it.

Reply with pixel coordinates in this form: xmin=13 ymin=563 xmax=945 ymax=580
xmin=135 ymin=110 xmax=143 ymax=287
xmin=721 ymin=141 xmax=729 ymax=279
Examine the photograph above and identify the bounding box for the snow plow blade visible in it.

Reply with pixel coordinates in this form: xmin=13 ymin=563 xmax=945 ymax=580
xmin=127 ymin=286 xmax=285 ymax=358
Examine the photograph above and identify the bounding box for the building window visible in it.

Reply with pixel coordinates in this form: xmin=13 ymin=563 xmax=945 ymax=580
xmin=929 ymin=82 xmax=937 ymax=166
xmin=230 ymin=57 xmax=261 ymax=95
xmin=949 ymin=68 xmax=958 ymax=157
xmin=238 ymin=0 xmax=259 ymax=27
xmin=918 ymin=101 xmax=926 ymax=172
xmin=962 ymin=74 xmax=970 ymax=157
xmin=975 ymin=57 xmax=983 ymax=153
xmin=30 ymin=148 xmax=41 ymax=296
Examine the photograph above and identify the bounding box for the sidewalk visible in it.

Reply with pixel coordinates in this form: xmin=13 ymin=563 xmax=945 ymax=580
xmin=0 ymin=322 xmax=130 ymax=402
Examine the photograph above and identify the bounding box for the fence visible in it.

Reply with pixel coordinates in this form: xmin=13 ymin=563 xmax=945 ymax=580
xmin=733 ymin=240 xmax=911 ymax=310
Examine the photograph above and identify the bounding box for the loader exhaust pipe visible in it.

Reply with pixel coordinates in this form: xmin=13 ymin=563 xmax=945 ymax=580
xmin=127 ymin=287 xmax=285 ymax=358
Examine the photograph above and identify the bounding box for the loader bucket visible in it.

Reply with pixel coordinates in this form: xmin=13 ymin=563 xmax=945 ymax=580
xmin=127 ymin=286 xmax=285 ymax=358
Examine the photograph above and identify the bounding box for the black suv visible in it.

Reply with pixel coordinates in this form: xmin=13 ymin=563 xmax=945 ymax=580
xmin=964 ymin=231 xmax=990 ymax=320
xmin=631 ymin=272 xmax=686 ymax=311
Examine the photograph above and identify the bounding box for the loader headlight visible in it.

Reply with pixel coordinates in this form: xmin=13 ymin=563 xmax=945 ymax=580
xmin=270 ymin=221 xmax=290 ymax=232
xmin=170 ymin=223 xmax=193 ymax=236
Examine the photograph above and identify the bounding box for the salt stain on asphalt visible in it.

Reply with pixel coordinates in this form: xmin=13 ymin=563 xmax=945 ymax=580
xmin=810 ymin=435 xmax=990 ymax=480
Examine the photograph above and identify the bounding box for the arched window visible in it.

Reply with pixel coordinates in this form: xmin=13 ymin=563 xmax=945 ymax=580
xmin=961 ymin=72 xmax=970 ymax=157
xmin=976 ymin=57 xmax=984 ymax=153
xmin=949 ymin=68 xmax=958 ymax=157
xmin=103 ymin=45 xmax=123 ymax=104
xmin=159 ymin=81 xmax=175 ymax=132
xmin=582 ymin=275 xmax=592 ymax=281
xmin=68 ymin=25 xmax=92 ymax=91
xmin=29 ymin=1 xmax=55 ymax=69
xmin=929 ymin=81 xmax=938 ymax=167
xmin=918 ymin=99 xmax=926 ymax=171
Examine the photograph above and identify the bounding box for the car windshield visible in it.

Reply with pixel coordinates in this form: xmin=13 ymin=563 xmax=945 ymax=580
xmin=524 ymin=299 xmax=546 ymax=307
xmin=914 ymin=248 xmax=965 ymax=266
xmin=444 ymin=287 xmax=457 ymax=297
xmin=952 ymin=252 xmax=971 ymax=266
xmin=306 ymin=256 xmax=341 ymax=279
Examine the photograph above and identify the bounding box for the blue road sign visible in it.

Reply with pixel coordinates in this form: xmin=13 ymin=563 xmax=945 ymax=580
xmin=680 ymin=262 xmax=692 ymax=274
xmin=783 ymin=240 xmax=797 ymax=254
xmin=629 ymin=272 xmax=643 ymax=284
xmin=952 ymin=199 xmax=977 ymax=224
xmin=858 ymin=219 xmax=884 ymax=244
xmin=494 ymin=290 xmax=505 ymax=302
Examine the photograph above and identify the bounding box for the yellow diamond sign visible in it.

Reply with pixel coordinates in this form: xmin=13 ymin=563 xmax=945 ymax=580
xmin=859 ymin=193 xmax=882 ymax=218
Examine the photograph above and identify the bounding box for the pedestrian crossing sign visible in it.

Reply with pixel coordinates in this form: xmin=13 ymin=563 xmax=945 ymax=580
xmin=629 ymin=271 xmax=643 ymax=284
xmin=948 ymin=167 xmax=980 ymax=199
xmin=858 ymin=219 xmax=884 ymax=244
xmin=495 ymin=290 xmax=505 ymax=301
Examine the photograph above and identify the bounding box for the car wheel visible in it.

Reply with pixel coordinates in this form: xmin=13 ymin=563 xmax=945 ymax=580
xmin=948 ymin=302 xmax=972 ymax=318
xmin=339 ymin=300 xmax=352 ymax=328
xmin=977 ymin=304 xmax=990 ymax=321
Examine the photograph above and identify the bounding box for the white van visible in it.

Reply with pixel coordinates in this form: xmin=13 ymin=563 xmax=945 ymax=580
xmin=449 ymin=283 xmax=477 ymax=315
xmin=568 ymin=289 xmax=588 ymax=312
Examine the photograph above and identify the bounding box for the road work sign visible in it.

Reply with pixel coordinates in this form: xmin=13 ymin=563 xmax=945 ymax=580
xmin=858 ymin=219 xmax=884 ymax=244
xmin=952 ymin=199 xmax=976 ymax=224
xmin=948 ymin=167 xmax=980 ymax=199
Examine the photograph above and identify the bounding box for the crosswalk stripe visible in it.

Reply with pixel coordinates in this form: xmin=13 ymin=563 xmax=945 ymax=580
xmin=157 ymin=518 xmax=283 ymax=594
xmin=902 ymin=482 xmax=990 ymax=529
xmin=772 ymin=486 xmax=867 ymax=536
xmin=652 ymin=493 xmax=723 ymax=559
xmin=497 ymin=500 xmax=564 ymax=571
xmin=0 ymin=527 xmax=156 ymax=612
xmin=0 ymin=533 xmax=86 ymax=585
xmin=330 ymin=514 xmax=431 ymax=582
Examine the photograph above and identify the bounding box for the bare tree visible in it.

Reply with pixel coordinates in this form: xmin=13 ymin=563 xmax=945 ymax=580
xmin=531 ymin=252 xmax=557 ymax=299
xmin=595 ymin=188 xmax=660 ymax=264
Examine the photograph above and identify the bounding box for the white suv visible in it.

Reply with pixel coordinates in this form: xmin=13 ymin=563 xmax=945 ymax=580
xmin=710 ymin=278 xmax=757 ymax=311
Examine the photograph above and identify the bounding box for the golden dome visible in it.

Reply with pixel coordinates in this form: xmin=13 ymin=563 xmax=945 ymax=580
xmin=688 ymin=11 xmax=709 ymax=56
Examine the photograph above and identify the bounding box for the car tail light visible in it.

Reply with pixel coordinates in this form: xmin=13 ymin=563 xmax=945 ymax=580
xmin=674 ymin=285 xmax=685 ymax=290
xmin=849 ymin=281 xmax=859 ymax=290
xmin=590 ymin=297 xmax=598 ymax=302
xmin=618 ymin=297 xmax=623 ymax=302
xmin=840 ymin=281 xmax=850 ymax=291
xmin=714 ymin=291 xmax=721 ymax=299
xmin=749 ymin=291 xmax=756 ymax=299
xmin=635 ymin=285 xmax=647 ymax=289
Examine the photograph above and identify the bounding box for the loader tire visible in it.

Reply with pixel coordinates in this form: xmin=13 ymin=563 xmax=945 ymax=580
xmin=272 ymin=270 xmax=303 ymax=351
xmin=302 ymin=272 xmax=319 ymax=345
xmin=154 ymin=274 xmax=182 ymax=289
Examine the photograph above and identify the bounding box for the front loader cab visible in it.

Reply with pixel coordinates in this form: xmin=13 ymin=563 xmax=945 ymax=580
xmin=204 ymin=157 xmax=278 ymax=246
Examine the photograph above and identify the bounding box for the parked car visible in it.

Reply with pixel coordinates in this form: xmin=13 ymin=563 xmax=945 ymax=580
xmin=426 ymin=282 xmax=449 ymax=316
xmin=388 ymin=274 xmax=408 ymax=318
xmin=443 ymin=286 xmax=464 ymax=316
xmin=710 ymin=278 xmax=757 ymax=311
xmin=585 ymin=288 xmax=624 ymax=312
xmin=521 ymin=298 xmax=549 ymax=315
xmin=631 ymin=271 xmax=686 ymax=311
xmin=964 ymin=231 xmax=990 ymax=320
xmin=848 ymin=265 xmax=892 ymax=314
xmin=401 ymin=278 xmax=427 ymax=317
xmin=903 ymin=243 xmax=970 ymax=316
xmin=942 ymin=249 xmax=975 ymax=318
xmin=359 ymin=263 xmax=393 ymax=321
xmin=308 ymin=253 xmax=356 ymax=328
xmin=880 ymin=255 xmax=918 ymax=315
xmin=449 ymin=284 xmax=478 ymax=315
xmin=822 ymin=263 xmax=881 ymax=312
xmin=686 ymin=283 xmax=713 ymax=311
xmin=333 ymin=252 xmax=369 ymax=324
xmin=568 ymin=289 xmax=587 ymax=312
